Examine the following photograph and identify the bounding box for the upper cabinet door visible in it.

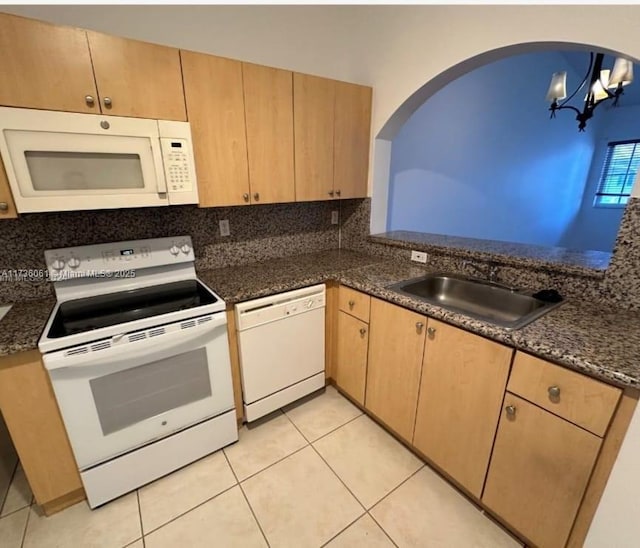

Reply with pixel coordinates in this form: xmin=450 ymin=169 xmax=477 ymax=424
xmin=242 ymin=63 xmax=295 ymax=204
xmin=294 ymin=73 xmax=335 ymax=202
xmin=334 ymin=81 xmax=372 ymax=199
xmin=0 ymin=13 xmax=98 ymax=113
xmin=181 ymin=51 xmax=249 ymax=207
xmin=87 ymin=31 xmax=186 ymax=121
xmin=0 ymin=158 xmax=17 ymax=220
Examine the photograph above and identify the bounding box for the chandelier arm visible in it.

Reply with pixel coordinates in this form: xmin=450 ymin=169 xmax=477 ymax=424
xmin=552 ymin=103 xmax=582 ymax=117
xmin=558 ymin=52 xmax=594 ymax=108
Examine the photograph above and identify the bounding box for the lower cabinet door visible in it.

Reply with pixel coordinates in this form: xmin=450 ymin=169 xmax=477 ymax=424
xmin=412 ymin=320 xmax=512 ymax=497
xmin=335 ymin=311 xmax=369 ymax=405
xmin=482 ymin=393 xmax=602 ymax=548
xmin=365 ymin=298 xmax=426 ymax=441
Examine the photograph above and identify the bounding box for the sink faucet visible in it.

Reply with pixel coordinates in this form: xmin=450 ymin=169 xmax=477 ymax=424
xmin=462 ymin=260 xmax=499 ymax=283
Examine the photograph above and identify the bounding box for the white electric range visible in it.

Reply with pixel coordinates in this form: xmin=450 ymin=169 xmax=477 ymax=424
xmin=38 ymin=236 xmax=237 ymax=508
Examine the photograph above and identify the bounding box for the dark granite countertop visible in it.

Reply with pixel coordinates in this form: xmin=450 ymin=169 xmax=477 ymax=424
xmin=371 ymin=231 xmax=611 ymax=278
xmin=198 ymin=249 xmax=385 ymax=304
xmin=2 ymin=248 xmax=639 ymax=392
xmin=0 ymin=298 xmax=54 ymax=357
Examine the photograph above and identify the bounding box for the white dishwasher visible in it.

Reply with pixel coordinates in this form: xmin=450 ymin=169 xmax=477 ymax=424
xmin=235 ymin=284 xmax=326 ymax=421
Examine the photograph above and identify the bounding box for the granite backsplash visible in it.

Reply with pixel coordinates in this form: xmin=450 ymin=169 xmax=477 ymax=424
xmin=340 ymin=197 xmax=640 ymax=309
xmin=3 ymin=196 xmax=640 ymax=309
xmin=0 ymin=201 xmax=340 ymax=302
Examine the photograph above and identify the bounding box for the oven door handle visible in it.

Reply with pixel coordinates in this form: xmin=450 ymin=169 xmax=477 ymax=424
xmin=44 ymin=315 xmax=227 ymax=372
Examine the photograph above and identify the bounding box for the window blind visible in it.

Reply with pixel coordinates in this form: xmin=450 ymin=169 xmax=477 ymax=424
xmin=594 ymin=140 xmax=640 ymax=206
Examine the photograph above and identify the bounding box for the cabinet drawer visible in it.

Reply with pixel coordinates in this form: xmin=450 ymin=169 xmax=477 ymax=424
xmin=508 ymin=352 xmax=621 ymax=437
xmin=339 ymin=286 xmax=371 ymax=322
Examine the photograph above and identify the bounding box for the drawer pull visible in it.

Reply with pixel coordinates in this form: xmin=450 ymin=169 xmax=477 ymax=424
xmin=416 ymin=321 xmax=424 ymax=333
xmin=548 ymin=385 xmax=561 ymax=399
xmin=359 ymin=327 xmax=367 ymax=337
xmin=348 ymin=300 xmax=355 ymax=309
xmin=505 ymin=405 xmax=516 ymax=418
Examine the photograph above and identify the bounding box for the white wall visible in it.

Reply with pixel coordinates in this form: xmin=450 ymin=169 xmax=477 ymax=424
xmin=585 ymin=402 xmax=640 ymax=547
xmin=386 ymin=51 xmax=597 ymax=248
xmin=560 ymin=104 xmax=640 ymax=251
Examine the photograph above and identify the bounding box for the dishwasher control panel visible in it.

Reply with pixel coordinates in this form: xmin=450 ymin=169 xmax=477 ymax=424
xmin=235 ymin=285 xmax=326 ymax=331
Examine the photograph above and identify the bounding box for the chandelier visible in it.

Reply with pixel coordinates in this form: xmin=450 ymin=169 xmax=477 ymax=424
xmin=546 ymin=53 xmax=634 ymax=131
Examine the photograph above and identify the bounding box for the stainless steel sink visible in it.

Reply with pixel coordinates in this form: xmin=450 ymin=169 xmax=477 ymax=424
xmin=387 ymin=274 xmax=563 ymax=330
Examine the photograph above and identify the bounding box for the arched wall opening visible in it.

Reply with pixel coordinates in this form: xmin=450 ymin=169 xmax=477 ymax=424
xmin=370 ymin=41 xmax=640 ymax=238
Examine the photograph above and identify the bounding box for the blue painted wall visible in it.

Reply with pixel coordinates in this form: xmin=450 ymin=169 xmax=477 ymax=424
xmin=387 ymin=51 xmax=611 ymax=250
xmin=559 ymin=104 xmax=640 ymax=251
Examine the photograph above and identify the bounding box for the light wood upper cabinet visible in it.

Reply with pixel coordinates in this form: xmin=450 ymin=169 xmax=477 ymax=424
xmin=0 ymin=13 xmax=98 ymax=113
xmin=242 ymin=63 xmax=295 ymax=204
xmin=86 ymin=31 xmax=186 ymax=121
xmin=336 ymin=311 xmax=369 ymax=405
xmin=294 ymin=73 xmax=335 ymax=202
xmin=483 ymin=393 xmax=602 ymax=548
xmin=0 ymin=351 xmax=83 ymax=510
xmin=181 ymin=50 xmax=250 ymax=207
xmin=413 ymin=320 xmax=512 ymax=497
xmin=365 ymin=298 xmax=426 ymax=440
xmin=334 ymin=81 xmax=372 ymax=199
xmin=0 ymin=158 xmax=17 ymax=219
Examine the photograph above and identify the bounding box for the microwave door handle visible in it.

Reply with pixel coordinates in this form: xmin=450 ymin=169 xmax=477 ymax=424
xmin=45 ymin=315 xmax=227 ymax=372
xmin=157 ymin=168 xmax=168 ymax=194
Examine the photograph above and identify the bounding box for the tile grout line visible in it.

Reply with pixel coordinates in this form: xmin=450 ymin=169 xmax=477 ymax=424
xmin=228 ymin=441 xmax=310 ymax=484
xmin=282 ymin=405 xmax=375 ymax=546
xmin=140 ymin=481 xmax=239 ymax=538
xmin=0 ymin=502 xmax=32 ymax=521
xmin=19 ymin=500 xmax=32 ymax=548
xmin=135 ymin=490 xmax=145 ymax=548
xmin=0 ymin=460 xmax=18 ymax=515
xmin=366 ymin=510 xmax=400 ymax=548
xmin=222 ymin=450 xmax=271 ymax=548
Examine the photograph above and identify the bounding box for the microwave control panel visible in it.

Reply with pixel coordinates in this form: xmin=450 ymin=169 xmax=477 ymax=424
xmin=160 ymin=138 xmax=194 ymax=193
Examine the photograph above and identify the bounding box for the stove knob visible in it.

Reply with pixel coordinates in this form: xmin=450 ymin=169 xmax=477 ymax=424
xmin=169 ymin=246 xmax=180 ymax=256
xmin=51 ymin=259 xmax=65 ymax=270
xmin=68 ymin=257 xmax=81 ymax=269
xmin=180 ymin=244 xmax=191 ymax=254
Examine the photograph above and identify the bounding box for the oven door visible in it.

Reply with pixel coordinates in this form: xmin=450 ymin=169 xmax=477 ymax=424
xmin=0 ymin=107 xmax=168 ymax=213
xmin=43 ymin=312 xmax=234 ymax=470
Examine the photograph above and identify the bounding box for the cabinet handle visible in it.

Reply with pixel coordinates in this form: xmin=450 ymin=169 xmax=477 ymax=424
xmin=548 ymin=385 xmax=561 ymax=399
xmin=505 ymin=405 xmax=516 ymax=418
xmin=416 ymin=321 xmax=424 ymax=333
xmin=348 ymin=300 xmax=355 ymax=309
xmin=427 ymin=326 xmax=436 ymax=338
xmin=328 ymin=190 xmax=334 ymax=197
xmin=103 ymin=96 xmax=112 ymax=107
xmin=85 ymin=95 xmax=95 ymax=106
xmin=336 ymin=189 xmax=341 ymax=197
xmin=253 ymin=192 xmax=260 ymax=201
xmin=243 ymin=193 xmax=249 ymax=202
xmin=359 ymin=327 xmax=367 ymax=337
xmin=0 ymin=202 xmax=9 ymax=212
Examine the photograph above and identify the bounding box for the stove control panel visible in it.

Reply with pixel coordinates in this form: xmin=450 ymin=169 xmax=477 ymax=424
xmin=45 ymin=236 xmax=195 ymax=281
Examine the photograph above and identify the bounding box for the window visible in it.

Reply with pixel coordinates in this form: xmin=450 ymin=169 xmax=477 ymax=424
xmin=594 ymin=140 xmax=640 ymax=207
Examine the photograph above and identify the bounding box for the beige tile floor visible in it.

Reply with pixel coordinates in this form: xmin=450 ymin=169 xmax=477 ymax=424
xmin=0 ymin=386 xmax=523 ymax=547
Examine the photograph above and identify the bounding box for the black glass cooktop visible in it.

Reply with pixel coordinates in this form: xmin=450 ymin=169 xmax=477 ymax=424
xmin=47 ymin=280 xmax=218 ymax=339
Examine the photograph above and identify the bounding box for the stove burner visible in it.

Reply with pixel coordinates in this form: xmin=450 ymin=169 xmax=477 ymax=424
xmin=47 ymin=279 xmax=218 ymax=339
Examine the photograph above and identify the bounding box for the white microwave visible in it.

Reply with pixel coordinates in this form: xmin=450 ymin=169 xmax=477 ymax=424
xmin=0 ymin=107 xmax=199 ymax=213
